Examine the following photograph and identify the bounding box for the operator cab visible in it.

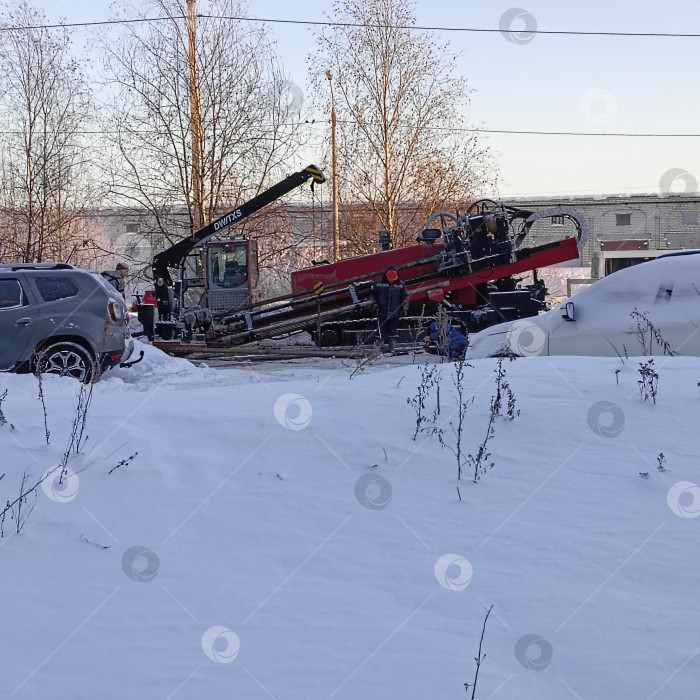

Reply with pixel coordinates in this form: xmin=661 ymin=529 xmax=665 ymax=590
xmin=177 ymin=237 xmax=261 ymax=313
xmin=203 ymin=237 xmax=261 ymax=312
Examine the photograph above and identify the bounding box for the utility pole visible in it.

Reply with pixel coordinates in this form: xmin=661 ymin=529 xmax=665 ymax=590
xmin=187 ymin=0 xmax=205 ymax=232
xmin=326 ymin=70 xmax=340 ymax=261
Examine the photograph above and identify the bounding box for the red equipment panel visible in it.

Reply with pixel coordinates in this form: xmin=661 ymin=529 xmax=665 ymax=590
xmin=292 ymin=237 xmax=580 ymax=308
xmin=292 ymin=244 xmax=443 ymax=294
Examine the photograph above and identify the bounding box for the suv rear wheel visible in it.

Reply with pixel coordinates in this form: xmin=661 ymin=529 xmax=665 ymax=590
xmin=35 ymin=342 xmax=96 ymax=383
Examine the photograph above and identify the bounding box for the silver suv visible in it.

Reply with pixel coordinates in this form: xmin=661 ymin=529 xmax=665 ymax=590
xmin=0 ymin=264 xmax=136 ymax=382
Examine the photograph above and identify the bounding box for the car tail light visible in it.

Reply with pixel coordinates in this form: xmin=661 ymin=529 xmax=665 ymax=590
xmin=108 ymin=300 xmax=124 ymax=322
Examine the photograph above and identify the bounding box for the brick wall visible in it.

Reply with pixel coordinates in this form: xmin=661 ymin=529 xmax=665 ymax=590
xmin=507 ymin=194 xmax=700 ymax=265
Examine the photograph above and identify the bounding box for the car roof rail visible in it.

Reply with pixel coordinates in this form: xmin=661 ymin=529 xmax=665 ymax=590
xmin=0 ymin=263 xmax=76 ymax=271
xmin=656 ymin=249 xmax=700 ymax=259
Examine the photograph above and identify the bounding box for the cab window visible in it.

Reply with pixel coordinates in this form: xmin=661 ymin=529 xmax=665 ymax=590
xmin=183 ymin=251 xmax=205 ymax=281
xmin=209 ymin=245 xmax=248 ymax=289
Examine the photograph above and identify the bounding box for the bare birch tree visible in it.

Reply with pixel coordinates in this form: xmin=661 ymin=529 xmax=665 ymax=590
xmin=100 ymin=0 xmax=313 ymax=278
xmin=309 ymin=0 xmax=497 ymax=254
xmin=0 ymin=0 xmax=106 ymax=266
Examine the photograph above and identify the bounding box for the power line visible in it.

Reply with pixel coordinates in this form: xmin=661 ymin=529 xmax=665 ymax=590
xmin=1 ymin=126 xmax=699 ymax=137
xmin=470 ymin=129 xmax=700 ymax=137
xmin=0 ymin=15 xmax=185 ymax=32
xmin=338 ymin=124 xmax=700 ymax=137
xmin=202 ymin=14 xmax=700 ymax=38
xmin=0 ymin=13 xmax=699 ymax=38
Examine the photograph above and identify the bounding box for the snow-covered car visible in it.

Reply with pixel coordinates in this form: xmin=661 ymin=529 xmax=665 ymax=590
xmin=466 ymin=251 xmax=700 ymax=359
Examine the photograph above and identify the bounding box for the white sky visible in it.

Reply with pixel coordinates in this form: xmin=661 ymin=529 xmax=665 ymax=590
xmin=20 ymin=0 xmax=700 ymax=198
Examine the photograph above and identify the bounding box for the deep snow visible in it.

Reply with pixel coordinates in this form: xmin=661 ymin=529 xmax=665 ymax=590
xmin=1 ymin=341 xmax=699 ymax=699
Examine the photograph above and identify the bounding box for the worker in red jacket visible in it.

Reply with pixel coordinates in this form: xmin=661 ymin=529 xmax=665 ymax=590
xmin=371 ymin=265 xmax=408 ymax=353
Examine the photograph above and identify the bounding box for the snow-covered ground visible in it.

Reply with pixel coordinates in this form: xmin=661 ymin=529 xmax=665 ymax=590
xmin=1 ymin=341 xmax=699 ymax=699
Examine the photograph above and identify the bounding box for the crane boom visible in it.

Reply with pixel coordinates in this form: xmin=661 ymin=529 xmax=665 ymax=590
xmin=152 ymin=164 xmax=325 ymax=286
